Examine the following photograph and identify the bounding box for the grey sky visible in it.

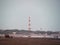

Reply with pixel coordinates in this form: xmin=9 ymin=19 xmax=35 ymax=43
xmin=0 ymin=0 xmax=60 ymax=31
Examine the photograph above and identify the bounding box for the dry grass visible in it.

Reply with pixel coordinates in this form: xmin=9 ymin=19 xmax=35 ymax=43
xmin=0 ymin=38 xmax=60 ymax=45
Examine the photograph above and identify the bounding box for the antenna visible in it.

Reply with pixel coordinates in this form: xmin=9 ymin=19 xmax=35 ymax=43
xmin=28 ymin=16 xmax=31 ymax=37
xmin=28 ymin=16 xmax=31 ymax=31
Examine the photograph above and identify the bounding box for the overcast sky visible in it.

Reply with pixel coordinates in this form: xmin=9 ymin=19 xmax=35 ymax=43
xmin=0 ymin=0 xmax=60 ymax=31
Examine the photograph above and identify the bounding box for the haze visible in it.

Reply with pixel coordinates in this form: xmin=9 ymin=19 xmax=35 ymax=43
xmin=0 ymin=0 xmax=60 ymax=31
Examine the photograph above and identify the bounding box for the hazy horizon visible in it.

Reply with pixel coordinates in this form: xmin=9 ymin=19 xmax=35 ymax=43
xmin=0 ymin=0 xmax=60 ymax=31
